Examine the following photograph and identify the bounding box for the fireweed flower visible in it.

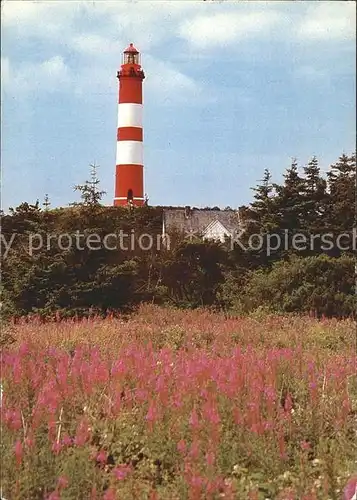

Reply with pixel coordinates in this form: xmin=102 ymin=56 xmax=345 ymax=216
xmin=51 ymin=442 xmax=62 ymax=454
xmin=96 ymin=450 xmax=108 ymax=464
xmin=24 ymin=434 xmax=35 ymax=449
xmin=57 ymin=476 xmax=69 ymax=490
xmin=103 ymin=488 xmax=116 ymax=500
xmin=47 ymin=492 xmax=60 ymax=500
xmin=203 ymin=402 xmax=220 ymax=425
xmin=90 ymin=485 xmax=98 ymax=499
xmin=8 ymin=410 xmax=22 ymax=430
xmin=206 ymin=451 xmax=215 ymax=467
xmin=74 ymin=416 xmax=90 ymax=446
xmin=113 ymin=464 xmax=132 ymax=480
xmin=2 ymin=315 xmax=356 ymax=499
xmin=14 ymin=439 xmax=23 ymax=466
xmin=61 ymin=434 xmax=72 ymax=446
xmin=189 ymin=408 xmax=200 ymax=430
xmin=188 ymin=440 xmax=200 ymax=460
xmin=300 ymin=440 xmax=311 ymax=451
xmin=344 ymin=475 xmax=357 ymax=500
xmin=177 ymin=439 xmax=186 ymax=454
xmin=146 ymin=401 xmax=157 ymax=422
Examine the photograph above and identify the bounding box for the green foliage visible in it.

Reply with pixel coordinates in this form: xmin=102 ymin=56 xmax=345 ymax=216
xmin=2 ymin=152 xmax=355 ymax=319
xmin=72 ymin=163 xmax=106 ymax=207
xmin=235 ymin=254 xmax=356 ymax=317
xmin=326 ymin=153 xmax=356 ymax=233
xmin=159 ymin=240 xmax=229 ymax=308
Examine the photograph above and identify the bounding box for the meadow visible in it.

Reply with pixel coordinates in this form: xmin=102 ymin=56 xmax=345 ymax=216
xmin=1 ymin=305 xmax=357 ymax=499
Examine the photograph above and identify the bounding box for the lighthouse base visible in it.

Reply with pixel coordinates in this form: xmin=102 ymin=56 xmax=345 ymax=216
xmin=113 ymin=198 xmax=145 ymax=207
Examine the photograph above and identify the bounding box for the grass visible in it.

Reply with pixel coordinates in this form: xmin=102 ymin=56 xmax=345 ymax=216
xmin=1 ymin=305 xmax=356 ymax=499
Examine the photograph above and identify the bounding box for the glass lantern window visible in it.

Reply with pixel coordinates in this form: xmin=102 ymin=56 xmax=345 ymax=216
xmin=124 ymin=53 xmax=139 ymax=65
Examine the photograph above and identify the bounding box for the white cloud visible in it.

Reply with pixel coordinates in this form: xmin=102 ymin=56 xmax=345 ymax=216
xmin=3 ymin=56 xmax=71 ymax=95
xmin=1 ymin=0 xmax=205 ymax=104
xmin=144 ymin=55 xmax=201 ymax=105
xmin=178 ymin=10 xmax=280 ymax=48
xmin=2 ymin=0 xmax=40 ymax=24
xmin=1 ymin=0 xmax=201 ymax=48
xmin=298 ymin=2 xmax=356 ymax=41
xmin=178 ymin=2 xmax=356 ymax=48
xmin=2 ymin=0 xmax=355 ymax=105
xmin=61 ymin=52 xmax=200 ymax=105
xmin=73 ymin=63 xmax=116 ymax=99
xmin=1 ymin=0 xmax=82 ymax=39
xmin=71 ymin=34 xmax=114 ymax=57
xmin=1 ymin=57 xmax=11 ymax=88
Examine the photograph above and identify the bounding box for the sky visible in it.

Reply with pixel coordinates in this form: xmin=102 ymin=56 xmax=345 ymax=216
xmin=1 ymin=0 xmax=356 ymax=211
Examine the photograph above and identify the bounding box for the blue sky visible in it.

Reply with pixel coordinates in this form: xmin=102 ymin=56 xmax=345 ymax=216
xmin=1 ymin=0 xmax=356 ymax=211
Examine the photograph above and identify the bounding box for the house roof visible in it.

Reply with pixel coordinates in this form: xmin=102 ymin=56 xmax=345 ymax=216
xmin=203 ymin=219 xmax=232 ymax=236
xmin=162 ymin=207 xmax=241 ymax=235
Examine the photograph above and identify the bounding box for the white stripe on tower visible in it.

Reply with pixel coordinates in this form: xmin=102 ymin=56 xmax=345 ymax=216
xmin=114 ymin=43 xmax=145 ymax=207
xmin=116 ymin=141 xmax=143 ymax=166
xmin=117 ymin=103 xmax=143 ymax=128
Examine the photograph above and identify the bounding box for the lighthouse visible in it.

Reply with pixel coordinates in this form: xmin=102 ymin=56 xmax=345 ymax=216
xmin=114 ymin=43 xmax=145 ymax=206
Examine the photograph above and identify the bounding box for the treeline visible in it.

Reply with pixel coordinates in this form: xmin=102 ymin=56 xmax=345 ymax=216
xmin=1 ymin=153 xmax=356 ymax=319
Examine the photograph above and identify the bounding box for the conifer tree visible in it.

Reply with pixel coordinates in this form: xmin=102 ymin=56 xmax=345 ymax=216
xmin=43 ymin=193 xmax=51 ymax=211
xmin=326 ymin=153 xmax=356 ymax=232
xmin=301 ymin=156 xmax=327 ymax=233
xmin=274 ymin=159 xmax=305 ymax=231
xmin=73 ymin=163 xmax=106 ymax=207
xmin=249 ymin=169 xmax=278 ymax=232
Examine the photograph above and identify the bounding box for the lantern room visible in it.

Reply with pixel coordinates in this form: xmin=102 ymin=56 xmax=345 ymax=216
xmin=123 ymin=43 xmax=140 ymax=66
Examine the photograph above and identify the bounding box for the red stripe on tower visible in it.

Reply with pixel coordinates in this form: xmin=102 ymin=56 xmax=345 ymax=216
xmin=114 ymin=43 xmax=145 ymax=207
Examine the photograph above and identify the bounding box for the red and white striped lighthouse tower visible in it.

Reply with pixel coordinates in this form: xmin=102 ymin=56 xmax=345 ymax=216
xmin=114 ymin=43 xmax=145 ymax=206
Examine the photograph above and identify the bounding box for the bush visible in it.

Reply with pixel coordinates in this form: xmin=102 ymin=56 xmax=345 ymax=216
xmin=236 ymin=254 xmax=356 ymax=318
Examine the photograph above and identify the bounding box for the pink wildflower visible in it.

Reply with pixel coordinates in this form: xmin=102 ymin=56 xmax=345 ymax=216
xmin=188 ymin=440 xmax=200 ymax=460
xmin=283 ymin=393 xmax=293 ymax=413
xmin=74 ymin=417 xmax=90 ymax=446
xmin=113 ymin=464 xmax=132 ymax=480
xmin=206 ymin=451 xmax=215 ymax=467
xmin=300 ymin=440 xmax=311 ymax=451
xmin=189 ymin=408 xmax=200 ymax=430
xmin=103 ymin=488 xmax=116 ymax=500
xmin=47 ymin=492 xmax=60 ymax=500
xmin=278 ymin=432 xmax=287 ymax=460
xmin=146 ymin=401 xmax=157 ymax=423
xmin=177 ymin=439 xmax=186 ymax=454
xmin=344 ymin=475 xmax=357 ymax=500
xmin=51 ymin=442 xmax=62 ymax=454
xmin=14 ymin=439 xmax=23 ymax=466
xmin=7 ymin=409 xmax=22 ymax=430
xmin=204 ymin=404 xmax=220 ymax=425
xmin=57 ymin=476 xmax=69 ymax=490
xmin=62 ymin=434 xmax=72 ymax=446
xmin=24 ymin=436 xmax=34 ymax=449
xmin=96 ymin=450 xmax=108 ymax=464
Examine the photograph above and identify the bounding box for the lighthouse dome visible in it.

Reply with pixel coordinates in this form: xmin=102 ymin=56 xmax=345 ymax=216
xmin=124 ymin=43 xmax=139 ymax=54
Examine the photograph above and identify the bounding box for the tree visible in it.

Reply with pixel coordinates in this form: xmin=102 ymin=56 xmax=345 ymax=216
xmin=6 ymin=200 xmax=42 ymax=234
xmin=43 ymin=194 xmax=51 ymax=211
xmin=72 ymin=163 xmax=106 ymax=207
xmin=231 ymin=169 xmax=282 ymax=268
xmin=238 ymin=254 xmax=355 ymax=318
xmin=249 ymin=169 xmax=278 ymax=232
xmin=274 ymin=159 xmax=306 ymax=231
xmin=300 ymin=156 xmax=328 ymax=244
xmin=159 ymin=240 xmax=228 ymax=308
xmin=325 ymin=153 xmax=356 ymax=232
